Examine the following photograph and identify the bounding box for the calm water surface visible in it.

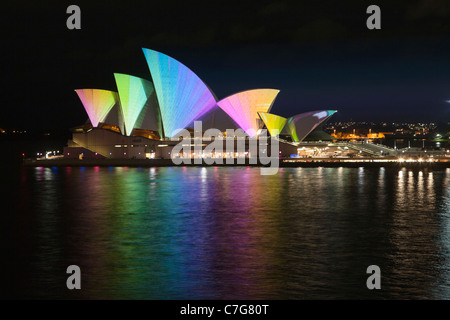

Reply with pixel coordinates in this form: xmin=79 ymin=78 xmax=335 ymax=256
xmin=1 ymin=165 xmax=449 ymax=299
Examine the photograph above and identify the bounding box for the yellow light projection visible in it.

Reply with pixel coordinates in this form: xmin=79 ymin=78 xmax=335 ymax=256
xmin=258 ymin=112 xmax=287 ymax=137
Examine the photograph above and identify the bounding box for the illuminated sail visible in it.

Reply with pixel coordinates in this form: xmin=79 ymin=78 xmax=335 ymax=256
xmin=114 ymin=73 xmax=154 ymax=136
xmin=74 ymin=89 xmax=118 ymax=127
xmin=287 ymin=110 xmax=337 ymax=142
xmin=217 ymin=89 xmax=280 ymax=137
xmin=142 ymin=48 xmax=217 ymax=138
xmin=258 ymin=112 xmax=287 ymax=137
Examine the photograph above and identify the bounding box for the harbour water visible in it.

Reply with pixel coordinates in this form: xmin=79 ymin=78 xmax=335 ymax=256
xmin=1 ymin=164 xmax=449 ymax=299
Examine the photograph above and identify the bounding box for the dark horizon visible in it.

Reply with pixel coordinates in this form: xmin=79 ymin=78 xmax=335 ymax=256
xmin=2 ymin=0 xmax=450 ymax=130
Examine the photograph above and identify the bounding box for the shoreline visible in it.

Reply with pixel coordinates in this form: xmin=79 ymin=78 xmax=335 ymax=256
xmin=23 ymin=158 xmax=450 ymax=169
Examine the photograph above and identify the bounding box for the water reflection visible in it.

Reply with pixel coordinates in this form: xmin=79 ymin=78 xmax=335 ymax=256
xmin=2 ymin=166 xmax=450 ymax=299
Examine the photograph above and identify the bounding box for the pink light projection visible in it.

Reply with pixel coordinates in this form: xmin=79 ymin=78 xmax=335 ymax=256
xmin=216 ymin=89 xmax=280 ymax=137
xmin=75 ymin=89 xmax=119 ymax=127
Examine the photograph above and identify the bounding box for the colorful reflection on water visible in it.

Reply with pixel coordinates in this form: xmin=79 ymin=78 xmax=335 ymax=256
xmin=1 ymin=166 xmax=449 ymax=299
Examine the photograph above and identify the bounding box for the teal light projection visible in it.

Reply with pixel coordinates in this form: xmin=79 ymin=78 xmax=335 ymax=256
xmin=287 ymin=110 xmax=337 ymax=142
xmin=142 ymin=48 xmax=217 ymax=138
xmin=114 ymin=73 xmax=154 ymax=136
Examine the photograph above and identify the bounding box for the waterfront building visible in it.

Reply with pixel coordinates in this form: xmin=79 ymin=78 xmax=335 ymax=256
xmin=64 ymin=49 xmax=336 ymax=160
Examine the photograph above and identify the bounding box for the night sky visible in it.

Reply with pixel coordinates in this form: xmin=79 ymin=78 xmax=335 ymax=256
xmin=2 ymin=0 xmax=450 ymax=130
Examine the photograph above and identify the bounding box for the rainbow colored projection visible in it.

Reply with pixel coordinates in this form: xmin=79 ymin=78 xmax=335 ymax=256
xmin=75 ymin=89 xmax=119 ymax=127
xmin=258 ymin=112 xmax=287 ymax=137
xmin=114 ymin=73 xmax=154 ymax=136
xmin=73 ymin=49 xmax=339 ymax=145
xmin=217 ymin=89 xmax=280 ymax=137
xmin=287 ymin=110 xmax=337 ymax=142
xmin=142 ymin=48 xmax=217 ymax=138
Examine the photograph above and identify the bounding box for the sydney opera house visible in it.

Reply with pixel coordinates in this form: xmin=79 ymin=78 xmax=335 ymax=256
xmin=64 ymin=48 xmax=337 ymax=160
